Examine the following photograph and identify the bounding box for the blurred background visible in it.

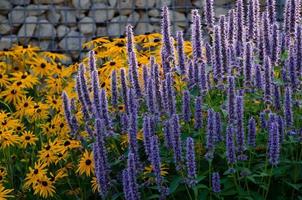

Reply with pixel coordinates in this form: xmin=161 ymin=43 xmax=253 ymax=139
xmin=0 ymin=0 xmax=285 ymax=60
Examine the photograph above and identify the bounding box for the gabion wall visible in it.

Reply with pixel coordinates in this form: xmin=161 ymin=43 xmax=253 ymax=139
xmin=0 ymin=0 xmax=285 ymax=60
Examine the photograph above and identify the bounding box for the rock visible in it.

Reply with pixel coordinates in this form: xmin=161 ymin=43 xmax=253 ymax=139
xmin=215 ymin=6 xmax=228 ymax=17
xmin=58 ymin=31 xmax=86 ymax=51
xmin=0 ymin=35 xmax=17 ymax=50
xmin=8 ymin=6 xmax=28 ymax=27
xmin=46 ymin=9 xmax=61 ymax=24
xmin=150 ymin=17 xmax=160 ymax=23
xmin=78 ymin=17 xmax=96 ymax=35
xmin=0 ymin=16 xmax=11 ymax=34
xmin=31 ymin=40 xmax=51 ymax=50
xmin=134 ymin=23 xmax=155 ymax=35
xmin=91 ymin=0 xmax=107 ymax=3
xmin=169 ymin=11 xmax=187 ymax=27
xmin=156 ymin=0 xmax=172 ymax=7
xmin=57 ymin=25 xmax=70 ymax=38
xmin=135 ymin=0 xmax=155 ymax=8
xmin=11 ymin=0 xmax=30 ymax=5
xmin=18 ymin=16 xmax=38 ymax=44
xmin=117 ymin=0 xmax=133 ymax=15
xmin=26 ymin=4 xmax=49 ymax=16
xmin=148 ymin=9 xmax=160 ymax=17
xmin=108 ymin=0 xmax=117 ymax=6
xmin=108 ymin=15 xmax=128 ymax=36
xmin=214 ymin=0 xmax=234 ymax=6
xmin=60 ymin=7 xmax=77 ymax=25
xmin=96 ymin=27 xmax=107 ymax=36
xmin=33 ymin=0 xmax=64 ymax=4
xmin=128 ymin=12 xmax=140 ymax=26
xmin=192 ymin=0 xmax=203 ymax=8
xmin=72 ymin=0 xmax=91 ymax=10
xmin=34 ymin=19 xmax=56 ymax=39
xmin=0 ymin=0 xmax=12 ymax=15
xmin=89 ymin=3 xmax=115 ymax=23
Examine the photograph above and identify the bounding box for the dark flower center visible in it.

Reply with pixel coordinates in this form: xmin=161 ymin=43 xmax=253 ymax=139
xmin=11 ymin=89 xmax=17 ymax=94
xmin=115 ymin=42 xmax=125 ymax=47
xmin=42 ymin=181 xmax=48 ymax=186
xmin=0 ymin=74 xmax=3 ymax=79
xmin=45 ymin=145 xmax=50 ymax=150
xmin=40 ymin=63 xmax=46 ymax=68
xmin=85 ymin=159 xmax=92 ymax=165
xmin=16 ymin=81 xmax=22 ymax=86
xmin=25 ymin=136 xmax=31 ymax=140
xmin=64 ymin=141 xmax=71 ymax=146
xmin=21 ymin=74 xmax=27 ymax=79
xmin=24 ymin=102 xmax=29 ymax=107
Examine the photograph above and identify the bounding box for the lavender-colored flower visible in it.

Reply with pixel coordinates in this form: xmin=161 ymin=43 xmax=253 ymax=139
xmin=100 ymin=89 xmax=112 ymax=128
xmin=226 ymin=125 xmax=236 ymax=164
xmin=176 ymin=31 xmax=186 ymax=75
xmin=262 ymin=11 xmax=271 ymax=57
xmin=205 ymin=42 xmax=212 ymax=66
xmin=188 ymin=60 xmax=195 ymax=87
xmin=236 ymin=95 xmax=246 ymax=160
xmin=120 ymin=69 xmax=128 ymax=113
xmin=94 ymin=119 xmax=109 ymax=197
xmin=204 ymin=0 xmax=214 ymax=31
xmin=121 ymin=113 xmax=129 ymax=133
xmin=236 ymin=0 xmax=245 ymax=47
xmin=143 ymin=115 xmax=152 ymax=157
xmin=273 ymin=84 xmax=281 ymax=110
xmin=244 ymin=42 xmax=253 ymax=87
xmin=186 ymin=137 xmax=197 ymax=187
xmin=128 ymin=51 xmax=142 ymax=97
xmin=227 ymin=76 xmax=236 ymax=124
xmin=79 ymin=64 xmax=92 ymax=112
xmin=191 ymin=10 xmax=203 ymax=62
xmin=212 ymin=172 xmax=221 ymax=193
xmin=213 ymin=25 xmax=222 ymax=84
xmin=289 ymin=0 xmax=299 ymax=33
xmin=128 ymin=113 xmax=139 ymax=164
xmin=150 ymin=136 xmax=164 ymax=194
xmin=248 ymin=117 xmax=256 ymax=147
xmin=146 ymin=78 xmax=156 ymax=114
xmin=271 ymin=23 xmax=280 ymax=65
xmin=260 ymin=112 xmax=267 ymax=129
xmin=126 ymin=24 xmax=135 ymax=54
xmin=215 ymin=112 xmax=223 ymax=142
xmin=194 ymin=62 xmax=200 ymax=86
xmin=127 ymin=88 xmax=138 ymax=116
xmin=182 ymin=90 xmax=191 ymax=123
xmin=264 ymin=57 xmax=272 ymax=103
xmin=194 ymin=96 xmax=203 ymax=129
xmin=163 ymin=120 xmax=173 ymax=148
xmin=165 ymin=73 xmax=176 ymax=116
xmin=227 ymin=9 xmax=235 ymax=45
xmin=288 ymin=51 xmax=298 ymax=90
xmin=296 ymin=25 xmax=302 ymax=75
xmin=171 ymin=114 xmax=182 ymax=168
xmin=254 ymin=64 xmax=263 ymax=89
xmin=127 ymin=152 xmax=140 ymax=200
xmin=219 ymin=16 xmax=229 ymax=78
xmin=122 ymin=170 xmax=131 ymax=200
xmin=266 ymin=0 xmax=276 ymax=24
xmin=247 ymin=0 xmax=258 ymax=41
xmin=62 ymin=92 xmax=75 ymax=135
xmin=206 ymin=109 xmax=216 ymax=161
xmin=284 ymin=87 xmax=293 ymax=127
xmin=88 ymin=50 xmax=96 ymax=75
xmin=76 ymin=75 xmax=90 ymax=121
xmin=283 ymin=0 xmax=291 ymax=33
xmin=268 ymin=122 xmax=280 ymax=166
xmin=91 ymin=70 xmax=102 ymax=118
xmin=111 ymin=70 xmax=118 ymax=107
xmin=277 ymin=116 xmax=285 ymax=143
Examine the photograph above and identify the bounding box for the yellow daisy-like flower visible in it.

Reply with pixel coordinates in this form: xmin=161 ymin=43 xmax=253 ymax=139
xmin=20 ymin=131 xmax=38 ymax=148
xmin=0 ymin=184 xmax=13 ymax=199
xmin=0 ymin=69 xmax=10 ymax=87
xmin=33 ymin=176 xmax=56 ymax=198
xmin=120 ymin=130 xmax=144 ymax=149
xmin=24 ymin=161 xmax=48 ymax=189
xmin=0 ymin=167 xmax=7 ymax=183
xmin=0 ymin=130 xmax=20 ymax=149
xmin=0 ymin=85 xmax=27 ymax=105
xmin=10 ymin=72 xmax=39 ymax=88
xmin=27 ymin=102 xmax=49 ymax=121
xmin=76 ymin=150 xmax=94 ymax=177
xmin=29 ymin=57 xmax=54 ymax=77
xmin=91 ymin=177 xmax=100 ymax=193
xmin=46 ymin=95 xmax=62 ymax=111
xmin=14 ymin=96 xmax=34 ymax=118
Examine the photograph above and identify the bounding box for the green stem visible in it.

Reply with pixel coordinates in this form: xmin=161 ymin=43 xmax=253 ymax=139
xmin=264 ymin=167 xmax=273 ymax=199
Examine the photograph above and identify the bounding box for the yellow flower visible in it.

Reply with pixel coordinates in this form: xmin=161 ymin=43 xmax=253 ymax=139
xmin=46 ymin=95 xmax=62 ymax=111
xmin=20 ymin=131 xmax=38 ymax=148
xmin=0 ymin=167 xmax=7 ymax=183
xmin=33 ymin=176 xmax=56 ymax=198
xmin=14 ymin=96 xmax=34 ymax=118
xmin=27 ymin=102 xmax=49 ymax=121
xmin=91 ymin=177 xmax=100 ymax=193
xmin=28 ymin=57 xmax=54 ymax=76
xmin=0 ymin=130 xmax=20 ymax=149
xmin=0 ymin=85 xmax=27 ymax=105
xmin=24 ymin=161 xmax=48 ymax=189
xmin=0 ymin=184 xmax=13 ymax=199
xmin=10 ymin=72 xmax=38 ymax=88
xmin=0 ymin=69 xmax=10 ymax=87
xmin=76 ymin=150 xmax=94 ymax=177
xmin=120 ymin=130 xmax=144 ymax=149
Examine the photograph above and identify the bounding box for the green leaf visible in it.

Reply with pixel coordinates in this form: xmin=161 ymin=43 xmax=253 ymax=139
xmin=169 ymin=176 xmax=182 ymax=194
xmin=283 ymin=181 xmax=302 ymax=191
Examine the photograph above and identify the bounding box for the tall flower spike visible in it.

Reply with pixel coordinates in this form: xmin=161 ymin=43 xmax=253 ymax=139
xmin=163 ymin=120 xmax=173 ymax=148
xmin=226 ymin=125 xmax=236 ymax=165
xmin=205 ymin=42 xmax=212 ymax=66
xmin=91 ymin=70 xmax=102 ymax=119
xmin=289 ymin=0 xmax=299 ymax=33
xmin=206 ymin=109 xmax=216 ymax=161
xmin=235 ymin=0 xmax=245 ymax=49
xmin=244 ymin=42 xmax=253 ymax=88
xmin=128 ymin=51 xmax=142 ymax=97
xmin=247 ymin=117 xmax=256 ymax=147
xmin=127 ymin=152 xmax=140 ymax=200
xmin=254 ymin=64 xmax=263 ymax=89
xmin=227 ymin=9 xmax=235 ymax=46
xmin=278 ymin=116 xmax=285 ymax=143
xmin=296 ymin=25 xmax=302 ymax=75
xmin=213 ymin=25 xmax=222 ymax=84
xmin=76 ymin=75 xmax=90 ymax=121
xmin=126 ymin=24 xmax=135 ymax=54
xmin=236 ymin=95 xmax=246 ymax=160
xmin=194 ymin=96 xmax=203 ymax=129
xmin=153 ymin=64 xmax=163 ymax=111
xmin=176 ymin=31 xmax=186 ymax=75
xmin=146 ymin=78 xmax=156 ymax=114
xmin=191 ymin=10 xmax=203 ymax=61
xmin=111 ymin=70 xmax=118 ymax=108
xmin=284 ymin=87 xmax=293 ymax=128
xmin=262 ymin=11 xmax=271 ymax=57
xmin=122 ymin=170 xmax=131 ymax=200
xmin=186 ymin=137 xmax=197 ymax=187
xmin=204 ymin=0 xmax=214 ymax=31
xmin=227 ymin=76 xmax=236 ymax=124
xmin=79 ymin=64 xmax=92 ymax=112
xmin=120 ymin=69 xmax=128 ymax=114
xmin=271 ymin=23 xmax=280 ymax=65
xmin=94 ymin=119 xmax=109 ymax=197
xmin=100 ymin=89 xmax=112 ymax=128
xmin=273 ymin=84 xmax=281 ymax=110
xmin=215 ymin=112 xmax=223 ymax=142
xmin=182 ymin=90 xmax=191 ymax=123
xmin=62 ymin=91 xmax=75 ymax=135
xmin=150 ymin=136 xmax=164 ymax=195
xmin=283 ymin=0 xmax=291 ymax=33
xmin=247 ymin=0 xmax=256 ymax=41
xmin=212 ymin=172 xmax=221 ymax=193
xmin=128 ymin=113 xmax=139 ymax=164
xmin=165 ymin=73 xmax=176 ymax=116
xmin=199 ymin=59 xmax=208 ymax=94
xmin=219 ymin=16 xmax=229 ymax=78
xmin=88 ymin=50 xmax=97 ymax=75
xmin=264 ymin=57 xmax=272 ymax=104
xmin=171 ymin=114 xmax=182 ymax=168
xmin=288 ymin=50 xmax=298 ymax=90
xmin=260 ymin=112 xmax=267 ymax=129
xmin=268 ymin=122 xmax=280 ymax=166
xmin=266 ymin=0 xmax=276 ymax=24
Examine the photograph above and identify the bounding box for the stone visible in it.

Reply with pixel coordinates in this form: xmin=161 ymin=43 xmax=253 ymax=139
xmin=0 ymin=0 xmax=12 ymax=15
xmin=134 ymin=23 xmax=155 ymax=35
xmin=169 ymin=11 xmax=187 ymax=27
xmin=18 ymin=16 xmax=38 ymax=44
xmin=89 ymin=3 xmax=115 ymax=23
xmin=58 ymin=31 xmax=86 ymax=51
xmin=135 ymin=0 xmax=155 ymax=8
xmin=128 ymin=12 xmax=140 ymax=26
xmin=214 ymin=6 xmax=228 ymax=17
xmin=26 ymin=4 xmax=49 ymax=16
xmin=214 ymin=0 xmax=234 ymax=6
xmin=46 ymin=9 xmax=61 ymax=24
xmin=108 ymin=15 xmax=128 ymax=36
xmin=91 ymin=0 xmax=107 ymax=3
xmin=33 ymin=0 xmax=64 ymax=4
xmin=108 ymin=0 xmax=117 ymax=7
xmin=156 ymin=0 xmax=172 ymax=7
xmin=57 ymin=25 xmax=70 ymax=38
xmin=60 ymin=7 xmax=77 ymax=24
xmin=192 ymin=0 xmax=203 ymax=8
xmin=0 ymin=35 xmax=17 ymax=50
xmin=72 ymin=0 xmax=91 ymax=10
xmin=31 ymin=40 xmax=51 ymax=50
xmin=8 ymin=6 xmax=28 ymax=27
xmin=117 ymin=0 xmax=133 ymax=15
xmin=34 ymin=19 xmax=56 ymax=39
xmin=78 ymin=17 xmax=96 ymax=35
xmin=0 ymin=16 xmax=11 ymax=35
xmin=148 ymin=9 xmax=160 ymax=17
xmin=11 ymin=0 xmax=30 ymax=5
xmin=96 ymin=27 xmax=107 ymax=36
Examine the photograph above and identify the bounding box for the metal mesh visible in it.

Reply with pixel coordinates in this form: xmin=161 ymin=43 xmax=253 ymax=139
xmin=0 ymin=0 xmax=285 ymax=59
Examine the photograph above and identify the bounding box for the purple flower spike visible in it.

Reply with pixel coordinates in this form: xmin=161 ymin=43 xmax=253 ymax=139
xmin=236 ymin=95 xmax=246 ymax=160
xmin=236 ymin=0 xmax=245 ymax=46
xmin=163 ymin=120 xmax=173 ymax=148
xmin=171 ymin=114 xmax=182 ymax=168
xmin=204 ymin=0 xmax=214 ymax=31
xmin=264 ymin=57 xmax=272 ymax=104
xmin=205 ymin=42 xmax=212 ymax=66
xmin=128 ymin=113 xmax=139 ymax=164
xmin=227 ymin=9 xmax=235 ymax=45
xmin=111 ymin=70 xmax=118 ymax=107
xmin=254 ymin=64 xmax=263 ymax=89
xmin=88 ymin=50 xmax=96 ymax=75
xmin=143 ymin=65 xmax=149 ymax=95
xmin=247 ymin=0 xmax=258 ymax=41
xmin=194 ymin=96 xmax=203 ymax=129
xmin=191 ymin=10 xmax=203 ymax=62
xmin=127 ymin=152 xmax=140 ymax=200
xmin=206 ymin=109 xmax=216 ymax=161
xmin=271 ymin=23 xmax=280 ymax=65
xmin=122 ymin=170 xmax=131 ymax=200
xmin=100 ymin=89 xmax=112 ymax=128
xmin=146 ymin=78 xmax=156 ymax=114
xmin=182 ymin=90 xmax=191 ymax=123
xmin=79 ymin=64 xmax=92 ymax=112
xmin=268 ymin=122 xmax=280 ymax=166
xmin=128 ymin=51 xmax=142 ymax=97
xmin=266 ymin=0 xmax=276 ymax=24
xmin=76 ymin=76 xmax=90 ymax=121
xmin=244 ymin=42 xmax=253 ymax=87
xmin=150 ymin=136 xmax=164 ymax=195
xmin=296 ymin=25 xmax=302 ymax=75
xmin=226 ymin=125 xmax=236 ymax=165
xmin=273 ymin=84 xmax=281 ymax=110
xmin=284 ymin=87 xmax=293 ymax=128
xmin=91 ymin=70 xmax=102 ymax=119
xmin=143 ymin=115 xmax=152 ymax=157
xmin=248 ymin=117 xmax=256 ymax=147
xmin=288 ymin=51 xmax=298 ymax=90
xmin=213 ymin=25 xmax=222 ymax=84
xmin=126 ymin=24 xmax=135 ymax=54
xmin=176 ymin=31 xmax=186 ymax=75
xmin=62 ymin=92 xmax=76 ymax=135
xmin=120 ymin=69 xmax=128 ymax=113
xmin=186 ymin=137 xmax=197 ymax=187
xmin=260 ymin=112 xmax=267 ymax=129
xmin=227 ymin=76 xmax=236 ymax=124
xmin=165 ymin=73 xmax=176 ymax=116
xmin=199 ymin=60 xmax=208 ymax=94
xmin=212 ymin=172 xmax=221 ymax=193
